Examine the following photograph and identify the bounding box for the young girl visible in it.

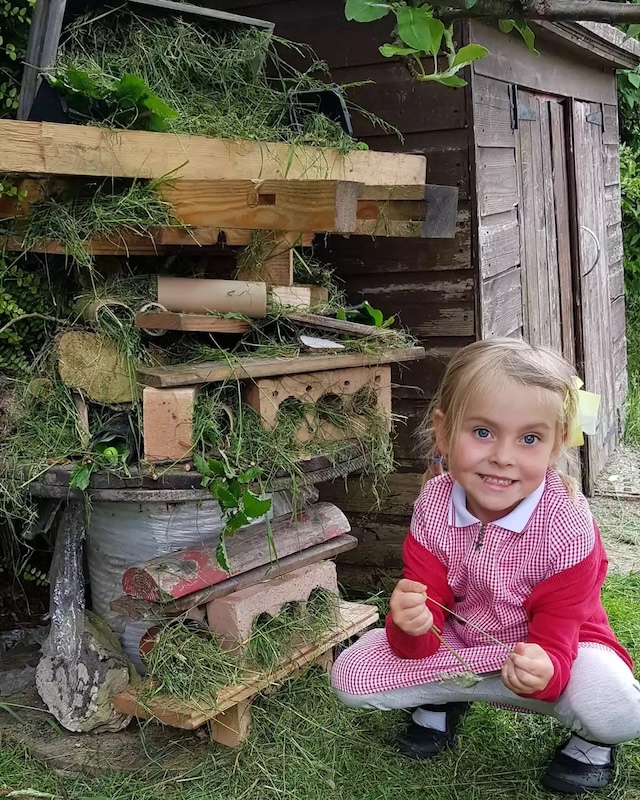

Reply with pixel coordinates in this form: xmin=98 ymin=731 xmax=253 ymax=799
xmin=331 ymin=338 xmax=640 ymax=796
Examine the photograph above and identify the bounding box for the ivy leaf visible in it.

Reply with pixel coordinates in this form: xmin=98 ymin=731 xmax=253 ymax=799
xmin=70 ymin=463 xmax=97 ymax=491
xmin=513 ymin=20 xmax=539 ymax=56
xmin=237 ymin=466 xmax=263 ymax=483
xmin=379 ymin=43 xmax=421 ymax=58
xmin=242 ymin=491 xmax=272 ymax=520
xmin=397 ymin=6 xmax=434 ymax=53
xmin=216 ymin=539 xmax=230 ymax=572
xmin=226 ymin=511 xmax=250 ymax=534
xmin=344 ymin=0 xmax=391 ymax=22
xmin=212 ymin=480 xmax=238 ymax=510
xmin=452 ymin=44 xmax=490 ymax=68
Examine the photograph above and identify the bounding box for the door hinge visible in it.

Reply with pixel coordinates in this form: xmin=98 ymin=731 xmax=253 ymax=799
xmin=509 ymin=86 xmax=537 ymax=129
xmin=587 ymin=111 xmax=603 ymax=127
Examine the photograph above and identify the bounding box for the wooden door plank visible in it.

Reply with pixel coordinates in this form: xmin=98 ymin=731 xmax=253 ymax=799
xmin=137 ymin=346 xmax=426 ymax=388
xmin=540 ymin=100 xmax=562 ymax=354
xmin=0 ymin=121 xmax=427 ymax=186
xmin=549 ymin=100 xmax=577 ymax=368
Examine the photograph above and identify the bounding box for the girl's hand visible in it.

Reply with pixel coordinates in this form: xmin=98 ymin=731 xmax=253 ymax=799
xmin=390 ymin=579 xmax=434 ymax=636
xmin=501 ymin=643 xmax=554 ymax=695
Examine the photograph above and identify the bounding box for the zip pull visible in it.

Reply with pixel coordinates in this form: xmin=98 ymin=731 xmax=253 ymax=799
xmin=475 ymin=524 xmax=486 ymax=550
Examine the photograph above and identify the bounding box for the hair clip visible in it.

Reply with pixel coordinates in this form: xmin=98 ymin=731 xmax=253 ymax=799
xmin=566 ymin=376 xmax=601 ymax=447
xmin=432 ymin=455 xmax=444 ymax=463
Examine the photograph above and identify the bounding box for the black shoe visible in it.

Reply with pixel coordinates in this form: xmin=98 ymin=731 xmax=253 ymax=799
xmin=396 ymin=702 xmax=470 ymax=760
xmin=541 ymin=737 xmax=617 ymax=795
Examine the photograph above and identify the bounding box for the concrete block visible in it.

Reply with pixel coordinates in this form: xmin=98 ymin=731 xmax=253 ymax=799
xmin=143 ymin=386 xmax=196 ymax=463
xmin=206 ymin=560 xmax=338 ymax=652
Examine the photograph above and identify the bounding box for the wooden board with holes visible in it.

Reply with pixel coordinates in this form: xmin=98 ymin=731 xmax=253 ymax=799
xmin=111 ymin=600 xmax=379 ymax=729
xmin=135 ymin=312 xmax=252 ymax=334
xmin=137 ymin=346 xmax=425 ymax=388
xmin=160 ymin=179 xmax=363 ymax=234
xmin=0 ymin=121 xmax=427 ymax=186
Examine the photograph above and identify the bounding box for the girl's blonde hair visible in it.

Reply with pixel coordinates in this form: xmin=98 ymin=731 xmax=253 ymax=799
xmin=418 ymin=338 xmax=580 ymax=493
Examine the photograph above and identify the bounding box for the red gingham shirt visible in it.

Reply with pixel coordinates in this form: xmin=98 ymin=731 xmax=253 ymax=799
xmin=332 ymin=471 xmax=632 ymax=702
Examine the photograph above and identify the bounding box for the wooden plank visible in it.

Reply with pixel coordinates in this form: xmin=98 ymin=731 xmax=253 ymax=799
xmin=236 ymin=230 xmax=295 ymax=285
xmin=361 ymin=185 xmax=425 ymax=201
xmin=603 ymin=145 xmax=620 ymax=187
xmin=135 ymin=313 xmax=251 ymax=334
xmin=610 ymin=259 xmax=625 ymax=302
xmin=550 ymin=100 xmax=577 ymax=367
xmin=111 ymin=600 xmax=379 ymax=728
xmin=122 ymin=502 xmax=350 ymax=602
xmin=270 ymin=285 xmax=329 ymax=309
xmin=611 ymin=295 xmax=626 ymax=343
xmin=479 ymin=210 xmax=520 ymax=279
xmin=286 ymin=312 xmax=395 ymax=339
xmin=472 ymin=75 xmax=515 ymax=148
xmin=605 ymin=185 xmax=622 ymax=227
xmin=477 ymin=147 xmax=518 ymax=216
xmin=110 ymin=534 xmax=358 ymax=620
xmin=17 ymin=0 xmax=66 ymax=119
xmin=0 ymin=120 xmax=427 ymax=186
xmin=603 ymin=105 xmax=620 ymax=146
xmin=608 ymin=224 xmax=624 ymax=265
xmin=137 ymin=346 xmax=426 ymax=389
xmin=160 ymin=179 xmax=363 ymax=234
xmin=482 ymin=267 xmax=523 ymax=338
xmin=470 ymin=21 xmax=618 ymax=106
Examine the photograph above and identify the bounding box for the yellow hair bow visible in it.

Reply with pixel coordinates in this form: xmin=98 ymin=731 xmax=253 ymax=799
xmin=566 ymin=377 xmax=601 ymax=447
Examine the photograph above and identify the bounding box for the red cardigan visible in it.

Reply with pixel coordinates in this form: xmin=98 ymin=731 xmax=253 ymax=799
xmin=386 ymin=526 xmax=633 ymax=702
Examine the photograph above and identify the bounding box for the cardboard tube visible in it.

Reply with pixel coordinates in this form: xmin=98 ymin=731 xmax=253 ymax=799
xmin=157 ymin=277 xmax=267 ymax=318
xmin=75 ymin=296 xmax=135 ymax=325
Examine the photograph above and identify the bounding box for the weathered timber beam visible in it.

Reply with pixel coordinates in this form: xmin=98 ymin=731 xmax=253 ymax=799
xmin=431 ymin=0 xmax=640 ymax=22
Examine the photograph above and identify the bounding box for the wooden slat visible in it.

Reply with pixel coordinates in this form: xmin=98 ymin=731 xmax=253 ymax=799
xmin=605 ymin=185 xmax=622 ymax=227
xmin=160 ymin=180 xmax=363 ymax=234
xmin=603 ymin=105 xmax=620 ymax=146
xmin=286 ymin=312 xmax=395 ymax=339
xmin=111 ymin=600 xmax=379 ymax=729
xmin=483 ymin=267 xmax=523 ymax=338
xmin=135 ymin=312 xmax=252 ymax=334
xmin=110 ymin=534 xmax=358 ymax=620
xmin=137 ymin=346 xmax=426 ymax=389
xmin=611 ymin=295 xmax=626 ymax=343
xmin=477 ymin=147 xmax=518 ymax=216
xmin=610 ymin=259 xmax=624 ymax=302
xmin=479 ymin=210 xmax=520 ymax=279
xmin=472 ymin=75 xmax=515 ymax=148
xmin=122 ymin=502 xmax=350 ymax=602
xmin=0 ymin=120 xmax=427 ymax=186
xmin=608 ymin=224 xmax=624 ymax=265
xmin=603 ymin=145 xmax=620 ymax=187
xmin=360 ymin=185 xmax=425 ymax=201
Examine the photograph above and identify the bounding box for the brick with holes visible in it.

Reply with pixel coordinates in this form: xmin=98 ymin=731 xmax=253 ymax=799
xmin=205 ymin=560 xmax=339 ymax=653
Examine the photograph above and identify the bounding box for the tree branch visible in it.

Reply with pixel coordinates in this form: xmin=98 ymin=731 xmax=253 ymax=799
xmin=430 ymin=0 xmax=640 ymax=22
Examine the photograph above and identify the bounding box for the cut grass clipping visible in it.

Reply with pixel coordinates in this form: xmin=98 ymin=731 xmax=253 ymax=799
xmin=56 ymin=12 xmax=394 ymax=150
xmin=144 ymin=588 xmax=338 ymax=705
xmin=1 ymin=574 xmax=639 ymax=800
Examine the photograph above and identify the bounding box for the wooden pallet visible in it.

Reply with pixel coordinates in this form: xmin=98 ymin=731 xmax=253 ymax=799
xmin=137 ymin=346 xmax=426 ymax=388
xmin=111 ymin=600 xmax=378 ymax=742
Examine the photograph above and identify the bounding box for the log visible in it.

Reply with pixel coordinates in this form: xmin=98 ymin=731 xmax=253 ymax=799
xmin=0 ymin=121 xmax=427 ymax=186
xmin=110 ymin=533 xmax=358 ymax=619
xmin=135 ymin=313 xmax=252 ymax=334
xmin=111 ymin=600 xmax=379 ymax=729
xmin=57 ymin=331 xmax=136 ymax=404
xmin=137 ymin=346 xmax=426 ymax=389
xmin=121 ymin=502 xmax=351 ymax=602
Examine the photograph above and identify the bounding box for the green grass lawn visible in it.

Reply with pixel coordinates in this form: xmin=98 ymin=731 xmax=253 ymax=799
xmin=1 ymin=575 xmax=639 ymax=800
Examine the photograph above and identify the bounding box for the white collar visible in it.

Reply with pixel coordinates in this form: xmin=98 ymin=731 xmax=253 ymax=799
xmin=448 ymin=478 xmax=546 ymax=532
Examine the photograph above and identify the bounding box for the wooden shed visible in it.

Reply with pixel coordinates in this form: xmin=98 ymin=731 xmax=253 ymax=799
xmin=218 ymin=2 xmax=636 ymax=585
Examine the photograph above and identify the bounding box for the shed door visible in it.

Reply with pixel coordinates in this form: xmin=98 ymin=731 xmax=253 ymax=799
xmin=571 ymin=101 xmax=617 ymax=489
xmin=516 ymin=91 xmax=576 ymax=365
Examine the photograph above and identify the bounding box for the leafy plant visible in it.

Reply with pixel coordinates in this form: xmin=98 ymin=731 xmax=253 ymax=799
xmin=344 ymin=0 xmax=537 ymax=87
xmin=620 ymin=145 xmax=640 ymax=294
xmin=337 ymin=300 xmax=395 ymax=328
xmin=48 ymin=65 xmax=179 ymax=132
xmin=0 ymin=0 xmax=34 ymax=117
xmin=193 ymin=454 xmax=272 ymax=571
xmin=69 ymin=439 xmax=130 ymax=491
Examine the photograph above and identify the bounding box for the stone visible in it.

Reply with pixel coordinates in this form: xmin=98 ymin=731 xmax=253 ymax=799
xmin=0 ymin=628 xmax=48 ymax=697
xmin=143 ymin=386 xmax=197 ymax=463
xmin=206 ymin=560 xmax=338 ymax=652
xmin=36 ymin=611 xmax=134 ymax=733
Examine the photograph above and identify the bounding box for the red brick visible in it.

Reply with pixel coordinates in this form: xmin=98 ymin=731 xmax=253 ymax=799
xmin=206 ymin=560 xmax=338 ymax=652
xmin=143 ymin=386 xmax=196 ymax=463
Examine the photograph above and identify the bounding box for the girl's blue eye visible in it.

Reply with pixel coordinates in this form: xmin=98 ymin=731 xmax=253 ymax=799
xmin=523 ymin=434 xmax=539 ymax=445
xmin=474 ymin=428 xmax=491 ymax=439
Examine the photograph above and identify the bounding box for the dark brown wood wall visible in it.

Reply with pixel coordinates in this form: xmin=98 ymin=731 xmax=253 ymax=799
xmin=214 ymin=0 xmax=475 ymax=588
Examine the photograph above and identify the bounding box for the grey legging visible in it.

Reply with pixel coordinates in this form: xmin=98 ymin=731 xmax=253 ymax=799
xmin=333 ymin=645 xmax=640 ymax=745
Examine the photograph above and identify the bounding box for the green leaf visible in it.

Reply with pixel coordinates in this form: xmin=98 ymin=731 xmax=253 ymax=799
xmin=193 ymin=452 xmax=211 ymax=477
xmin=70 ymin=463 xmax=96 ymax=491
xmin=344 ymin=0 xmax=391 ymax=22
xmin=216 ymin=539 xmax=230 ymax=572
xmin=226 ymin=511 xmax=250 ymax=534
xmin=212 ymin=480 xmax=238 ymax=510
xmin=237 ymin=466 xmax=263 ymax=483
xmin=242 ymin=491 xmax=272 ymax=520
xmin=427 ymin=18 xmax=445 ymax=56
xmin=498 ymin=19 xmax=514 ymax=33
xmin=361 ymin=301 xmax=384 ymax=327
xmin=513 ymin=20 xmax=539 ymax=56
xmin=379 ymin=43 xmax=421 ymax=58
xmin=397 ymin=6 xmax=433 ymax=53
xmin=464 ymin=0 xmax=478 ymax=6
xmin=625 ymin=24 xmax=640 ymax=42
xmin=629 ymin=72 xmax=640 ymax=89
xmin=336 ymin=308 xmax=347 ymax=321
xmin=436 ymin=75 xmax=468 ymax=87
xmin=452 ymin=44 xmax=490 ymax=68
